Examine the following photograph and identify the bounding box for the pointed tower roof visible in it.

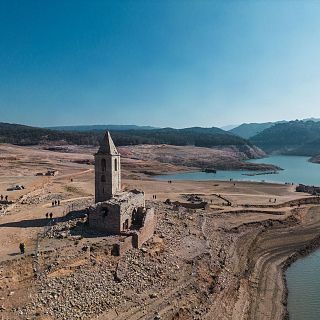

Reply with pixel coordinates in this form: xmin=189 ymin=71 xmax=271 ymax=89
xmin=97 ymin=131 xmax=119 ymax=155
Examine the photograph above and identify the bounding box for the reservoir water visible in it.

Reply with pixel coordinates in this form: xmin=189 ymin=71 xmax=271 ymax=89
xmin=156 ymin=155 xmax=320 ymax=186
xmin=286 ymin=250 xmax=320 ymax=320
xmin=156 ymin=155 xmax=320 ymax=319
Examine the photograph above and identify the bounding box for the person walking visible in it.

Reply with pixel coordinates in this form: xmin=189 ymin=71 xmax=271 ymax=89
xmin=49 ymin=212 xmax=53 ymax=219
xmin=46 ymin=212 xmax=49 ymax=219
xmin=19 ymin=242 xmax=25 ymax=254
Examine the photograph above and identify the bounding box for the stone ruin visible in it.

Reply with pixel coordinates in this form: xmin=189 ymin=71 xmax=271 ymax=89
xmin=88 ymin=131 xmax=155 ymax=255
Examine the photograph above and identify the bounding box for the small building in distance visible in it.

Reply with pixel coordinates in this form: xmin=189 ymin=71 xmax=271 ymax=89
xmin=88 ymin=131 xmax=155 ymax=251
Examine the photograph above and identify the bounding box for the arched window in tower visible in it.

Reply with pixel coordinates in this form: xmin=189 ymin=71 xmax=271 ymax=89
xmin=101 ymin=175 xmax=106 ymax=182
xmin=101 ymin=158 xmax=106 ymax=171
xmin=114 ymin=158 xmax=118 ymax=171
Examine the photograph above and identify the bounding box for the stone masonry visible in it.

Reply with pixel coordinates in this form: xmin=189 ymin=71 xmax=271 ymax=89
xmin=89 ymin=131 xmax=155 ymax=250
xmin=94 ymin=131 xmax=121 ymax=203
xmin=89 ymin=190 xmax=145 ymax=234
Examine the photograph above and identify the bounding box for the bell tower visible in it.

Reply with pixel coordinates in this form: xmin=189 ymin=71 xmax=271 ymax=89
xmin=94 ymin=131 xmax=121 ymax=203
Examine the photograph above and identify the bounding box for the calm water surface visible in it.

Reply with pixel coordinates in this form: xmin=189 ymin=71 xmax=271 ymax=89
xmin=156 ymin=155 xmax=320 ymax=319
xmin=156 ymin=155 xmax=320 ymax=186
xmin=286 ymin=251 xmax=320 ymax=320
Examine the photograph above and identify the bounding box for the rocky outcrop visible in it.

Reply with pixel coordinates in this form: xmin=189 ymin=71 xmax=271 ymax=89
xmin=309 ymin=154 xmax=320 ymax=164
xmin=120 ymin=144 xmax=279 ymax=172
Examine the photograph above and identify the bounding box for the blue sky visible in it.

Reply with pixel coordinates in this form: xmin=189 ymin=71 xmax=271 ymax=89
xmin=0 ymin=0 xmax=320 ymax=128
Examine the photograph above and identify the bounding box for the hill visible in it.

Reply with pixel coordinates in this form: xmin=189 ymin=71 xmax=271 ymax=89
xmin=0 ymin=122 xmax=99 ymax=146
xmin=230 ymin=122 xmax=283 ymax=139
xmin=0 ymin=122 xmax=253 ymax=149
xmin=220 ymin=124 xmax=239 ymax=131
xmin=250 ymin=120 xmax=320 ymax=155
xmin=231 ymin=118 xmax=320 ymax=139
xmin=112 ymin=127 xmax=249 ymax=148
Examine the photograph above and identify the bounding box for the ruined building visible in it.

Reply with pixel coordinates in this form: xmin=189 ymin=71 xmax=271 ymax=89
xmin=89 ymin=132 xmax=155 ymax=250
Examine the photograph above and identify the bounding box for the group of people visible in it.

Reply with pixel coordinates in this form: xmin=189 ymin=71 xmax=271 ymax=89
xmin=0 ymin=195 xmax=8 ymax=201
xmin=167 ymin=180 xmax=173 ymax=184
xmin=152 ymin=195 xmax=157 ymax=199
xmin=51 ymin=199 xmax=61 ymax=206
xmin=45 ymin=212 xmax=54 ymax=219
xmin=269 ymin=198 xmax=277 ymax=203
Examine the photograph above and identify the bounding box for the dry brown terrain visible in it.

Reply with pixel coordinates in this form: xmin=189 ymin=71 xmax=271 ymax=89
xmin=0 ymin=143 xmax=319 ymax=320
xmin=119 ymin=144 xmax=279 ymax=171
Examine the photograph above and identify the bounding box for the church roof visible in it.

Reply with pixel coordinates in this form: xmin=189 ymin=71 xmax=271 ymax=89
xmin=97 ymin=131 xmax=119 ymax=155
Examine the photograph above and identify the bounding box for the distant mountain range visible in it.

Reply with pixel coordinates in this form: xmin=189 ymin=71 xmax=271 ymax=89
xmin=0 ymin=122 xmax=100 ymax=146
xmin=0 ymin=122 xmax=250 ymax=149
xmin=229 ymin=118 xmax=320 ymax=139
xmin=249 ymin=120 xmax=320 ymax=155
xmin=3 ymin=119 xmax=320 ymax=158
xmin=220 ymin=124 xmax=239 ymax=131
xmin=229 ymin=122 xmax=282 ymax=139
xmin=46 ymin=124 xmax=157 ymax=131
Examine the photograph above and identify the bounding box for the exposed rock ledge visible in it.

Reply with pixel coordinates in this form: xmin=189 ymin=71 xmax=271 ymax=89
xmin=309 ymin=154 xmax=320 ymax=164
xmin=119 ymin=144 xmax=280 ymax=173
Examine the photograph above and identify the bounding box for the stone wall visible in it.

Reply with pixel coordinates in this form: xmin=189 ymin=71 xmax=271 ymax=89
xmin=89 ymin=203 xmax=121 ymax=234
xmin=119 ymin=192 xmax=145 ymax=232
xmin=172 ymin=201 xmax=208 ymax=210
xmin=112 ymin=236 xmax=133 ymax=256
xmin=132 ymin=207 xmax=155 ymax=249
xmin=89 ymin=190 xmax=145 ymax=234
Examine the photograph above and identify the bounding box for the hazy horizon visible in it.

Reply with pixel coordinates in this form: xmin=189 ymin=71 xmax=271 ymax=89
xmin=4 ymin=115 xmax=320 ymax=130
xmin=1 ymin=1 xmax=320 ymax=127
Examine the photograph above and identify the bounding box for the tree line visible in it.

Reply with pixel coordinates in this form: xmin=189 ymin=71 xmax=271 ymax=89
xmin=0 ymin=122 xmax=249 ymax=148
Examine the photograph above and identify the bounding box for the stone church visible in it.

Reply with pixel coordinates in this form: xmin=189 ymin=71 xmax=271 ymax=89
xmin=89 ymin=132 xmax=155 ymax=248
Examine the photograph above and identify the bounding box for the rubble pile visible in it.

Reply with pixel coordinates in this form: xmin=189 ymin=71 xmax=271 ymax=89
xmin=20 ymin=191 xmax=63 ymax=205
xmin=15 ymin=202 xmax=215 ymax=320
xmin=44 ymin=219 xmax=81 ymax=239
xmin=4 ymin=197 xmax=296 ymax=320
xmin=18 ymin=246 xmax=180 ymax=319
xmin=0 ymin=204 xmax=9 ymax=216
